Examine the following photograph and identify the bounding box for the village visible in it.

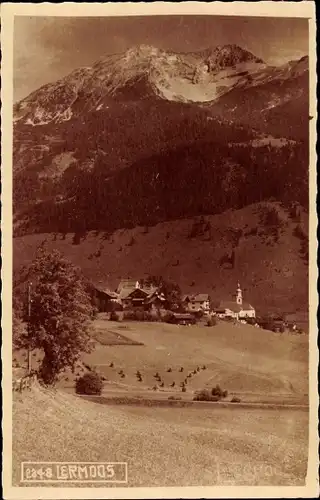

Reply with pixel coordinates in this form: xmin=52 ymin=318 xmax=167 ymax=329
xmin=90 ymin=278 xmax=301 ymax=333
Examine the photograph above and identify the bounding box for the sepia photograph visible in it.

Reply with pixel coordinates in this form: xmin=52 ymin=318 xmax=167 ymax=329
xmin=1 ymin=2 xmax=318 ymax=498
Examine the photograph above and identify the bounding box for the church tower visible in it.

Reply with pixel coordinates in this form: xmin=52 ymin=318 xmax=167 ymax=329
xmin=236 ymin=283 xmax=243 ymax=305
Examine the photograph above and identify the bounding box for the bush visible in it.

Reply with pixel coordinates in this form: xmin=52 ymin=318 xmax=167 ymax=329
xmin=193 ymin=389 xmax=220 ymax=402
xmin=110 ymin=311 xmax=121 ymax=322
xmin=245 ymin=317 xmax=256 ymax=326
xmin=162 ymin=312 xmax=174 ymax=323
xmin=211 ymin=384 xmax=223 ymax=398
xmin=231 ymin=396 xmax=241 ymax=403
xmin=123 ymin=309 xmax=160 ymax=322
xmin=168 ymin=395 xmax=181 ymax=401
xmin=147 ymin=310 xmax=160 ymax=322
xmin=193 ymin=310 xmax=205 ymax=320
xmin=207 ymin=316 xmax=217 ymax=327
xmin=193 ymin=389 xmax=210 ymax=401
xmin=135 ymin=310 xmax=145 ymax=322
xmin=75 ymin=371 xmax=103 ymax=395
xmin=123 ymin=310 xmax=135 ymax=320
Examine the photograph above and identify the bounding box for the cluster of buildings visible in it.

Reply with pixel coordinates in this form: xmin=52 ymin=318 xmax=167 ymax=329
xmin=92 ymin=279 xmax=167 ymax=313
xmin=91 ymin=279 xmax=256 ymax=321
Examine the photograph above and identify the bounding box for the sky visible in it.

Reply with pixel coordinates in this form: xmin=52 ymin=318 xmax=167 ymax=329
xmin=14 ymin=15 xmax=309 ymax=102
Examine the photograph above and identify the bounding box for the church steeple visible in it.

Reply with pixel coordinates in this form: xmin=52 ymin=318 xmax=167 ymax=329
xmin=236 ymin=282 xmax=242 ymax=305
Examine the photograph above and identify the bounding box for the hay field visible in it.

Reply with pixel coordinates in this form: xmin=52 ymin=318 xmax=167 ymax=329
xmin=15 ymin=319 xmax=308 ymax=402
xmin=12 ymin=383 xmax=308 ymax=487
xmin=57 ymin=319 xmax=308 ymax=402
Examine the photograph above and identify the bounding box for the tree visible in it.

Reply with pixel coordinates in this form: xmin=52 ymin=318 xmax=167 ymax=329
xmin=141 ymin=275 xmax=182 ymax=310
xmin=16 ymin=249 xmax=94 ymax=385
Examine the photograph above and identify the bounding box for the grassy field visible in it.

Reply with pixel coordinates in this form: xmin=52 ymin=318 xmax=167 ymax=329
xmin=12 ymin=383 xmax=308 ymax=487
xmin=15 ymin=317 xmax=308 ymax=403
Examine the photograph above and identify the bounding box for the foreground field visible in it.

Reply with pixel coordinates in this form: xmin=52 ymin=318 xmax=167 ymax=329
xmin=12 ymin=383 xmax=308 ymax=487
xmin=12 ymin=320 xmax=309 ymax=487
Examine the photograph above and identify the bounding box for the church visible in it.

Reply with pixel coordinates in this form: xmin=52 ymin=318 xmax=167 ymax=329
xmin=215 ymin=283 xmax=256 ymax=320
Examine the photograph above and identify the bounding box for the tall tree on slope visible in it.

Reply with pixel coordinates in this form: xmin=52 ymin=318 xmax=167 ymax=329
xmin=16 ymin=248 xmax=94 ymax=384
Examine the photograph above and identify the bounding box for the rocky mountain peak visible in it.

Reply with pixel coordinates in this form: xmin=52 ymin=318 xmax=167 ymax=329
xmin=205 ymin=44 xmax=264 ymax=71
xmin=124 ymin=44 xmax=164 ymax=59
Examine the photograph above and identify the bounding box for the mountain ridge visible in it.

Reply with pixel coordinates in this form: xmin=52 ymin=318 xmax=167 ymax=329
xmin=13 ymin=44 xmax=308 ymax=126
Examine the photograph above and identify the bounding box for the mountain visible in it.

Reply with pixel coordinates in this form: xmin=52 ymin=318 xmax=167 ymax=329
xmin=12 ymin=44 xmax=309 ymax=313
xmin=13 ymin=44 xmax=307 ymax=125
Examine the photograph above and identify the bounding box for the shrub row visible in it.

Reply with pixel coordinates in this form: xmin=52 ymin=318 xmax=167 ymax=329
xmin=193 ymin=385 xmax=228 ymax=402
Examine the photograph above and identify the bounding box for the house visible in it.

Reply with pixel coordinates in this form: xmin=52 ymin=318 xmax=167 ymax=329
xmin=116 ymin=279 xmax=166 ymax=310
xmin=116 ymin=279 xmax=141 ymax=306
xmin=122 ymin=287 xmax=150 ymax=309
xmin=144 ymin=290 xmax=168 ymax=312
xmin=182 ymin=294 xmax=210 ymax=314
xmin=215 ymin=283 xmax=255 ymax=320
xmin=91 ymin=283 xmax=120 ymax=312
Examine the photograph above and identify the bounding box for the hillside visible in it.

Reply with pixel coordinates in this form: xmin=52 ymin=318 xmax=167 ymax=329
xmin=13 ymin=202 xmax=308 ymax=314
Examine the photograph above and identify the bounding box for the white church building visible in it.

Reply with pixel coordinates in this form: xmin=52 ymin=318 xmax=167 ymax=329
xmin=215 ymin=283 xmax=256 ymax=320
